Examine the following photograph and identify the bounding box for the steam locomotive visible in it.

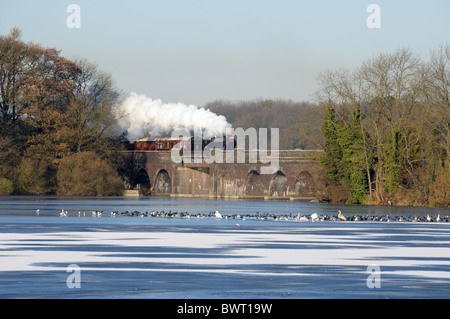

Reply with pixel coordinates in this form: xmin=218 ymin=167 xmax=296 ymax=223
xmin=124 ymin=136 xmax=236 ymax=152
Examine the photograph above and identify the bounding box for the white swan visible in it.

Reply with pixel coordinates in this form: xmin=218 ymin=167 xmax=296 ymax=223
xmin=299 ymin=215 xmax=309 ymax=222
xmin=338 ymin=210 xmax=347 ymax=221
xmin=215 ymin=211 xmax=223 ymax=219
xmin=311 ymin=213 xmax=319 ymax=222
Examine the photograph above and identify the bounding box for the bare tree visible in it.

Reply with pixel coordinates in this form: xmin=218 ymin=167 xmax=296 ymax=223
xmin=64 ymin=59 xmax=122 ymax=153
xmin=424 ymin=45 xmax=450 ymax=165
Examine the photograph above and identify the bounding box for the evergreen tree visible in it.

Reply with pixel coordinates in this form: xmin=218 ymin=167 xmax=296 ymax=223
xmin=340 ymin=108 xmax=369 ymax=204
xmin=320 ymin=101 xmax=343 ymax=186
xmin=319 ymin=103 xmax=370 ymax=204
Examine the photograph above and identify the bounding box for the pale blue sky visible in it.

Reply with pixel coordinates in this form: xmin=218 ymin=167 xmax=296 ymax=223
xmin=1 ymin=0 xmax=449 ymax=105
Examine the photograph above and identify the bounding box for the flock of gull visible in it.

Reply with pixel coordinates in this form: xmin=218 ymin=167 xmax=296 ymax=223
xmin=37 ymin=209 xmax=449 ymax=223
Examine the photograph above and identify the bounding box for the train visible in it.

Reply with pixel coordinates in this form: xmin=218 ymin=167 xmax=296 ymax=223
xmin=123 ymin=136 xmax=236 ymax=152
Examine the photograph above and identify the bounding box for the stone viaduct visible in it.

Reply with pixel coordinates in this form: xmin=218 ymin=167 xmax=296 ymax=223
xmin=126 ymin=149 xmax=325 ymax=201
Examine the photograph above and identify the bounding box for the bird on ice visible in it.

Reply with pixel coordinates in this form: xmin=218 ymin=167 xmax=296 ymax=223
xmin=297 ymin=214 xmax=309 ymax=222
xmin=215 ymin=211 xmax=223 ymax=219
xmin=311 ymin=213 xmax=319 ymax=222
xmin=338 ymin=210 xmax=347 ymax=221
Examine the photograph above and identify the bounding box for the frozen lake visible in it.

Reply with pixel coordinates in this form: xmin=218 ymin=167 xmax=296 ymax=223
xmin=0 ymin=196 xmax=450 ymax=299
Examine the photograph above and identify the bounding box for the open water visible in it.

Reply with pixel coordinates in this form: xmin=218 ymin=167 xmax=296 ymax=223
xmin=0 ymin=196 xmax=450 ymax=299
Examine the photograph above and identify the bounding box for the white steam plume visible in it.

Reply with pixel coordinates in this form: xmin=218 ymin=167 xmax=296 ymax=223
xmin=119 ymin=92 xmax=231 ymax=142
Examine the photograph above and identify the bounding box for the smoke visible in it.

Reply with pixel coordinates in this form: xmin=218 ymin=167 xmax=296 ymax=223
xmin=119 ymin=92 xmax=231 ymax=142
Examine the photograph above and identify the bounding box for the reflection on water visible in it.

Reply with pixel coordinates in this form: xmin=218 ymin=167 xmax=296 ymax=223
xmin=0 ymin=196 xmax=449 ymax=219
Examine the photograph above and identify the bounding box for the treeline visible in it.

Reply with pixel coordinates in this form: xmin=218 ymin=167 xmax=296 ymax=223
xmin=1 ymin=28 xmax=448 ymax=206
xmin=206 ymin=99 xmax=324 ymax=150
xmin=316 ymin=47 xmax=449 ymax=207
xmin=0 ymin=28 xmax=124 ymax=195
